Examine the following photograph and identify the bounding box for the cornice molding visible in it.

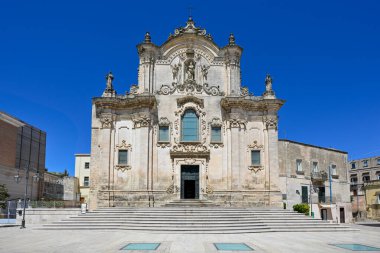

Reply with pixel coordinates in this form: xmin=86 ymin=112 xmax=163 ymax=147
xmin=221 ymin=97 xmax=285 ymax=112
xmin=93 ymin=94 xmax=156 ymax=110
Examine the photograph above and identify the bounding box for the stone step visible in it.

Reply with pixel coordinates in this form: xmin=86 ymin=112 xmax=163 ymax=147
xmin=37 ymin=225 xmax=355 ymax=233
xmin=36 ymin=207 xmax=355 ymax=233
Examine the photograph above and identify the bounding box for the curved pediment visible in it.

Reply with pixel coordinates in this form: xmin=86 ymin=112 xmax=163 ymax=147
xmin=177 ymin=96 xmax=204 ymax=108
xmin=161 ymin=37 xmax=220 ymax=63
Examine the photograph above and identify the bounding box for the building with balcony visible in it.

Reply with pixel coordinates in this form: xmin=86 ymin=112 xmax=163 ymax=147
xmin=278 ymin=140 xmax=351 ymax=223
xmin=349 ymin=156 xmax=380 ymax=220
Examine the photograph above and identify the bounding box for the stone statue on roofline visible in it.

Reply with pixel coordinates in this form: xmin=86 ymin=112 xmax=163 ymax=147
xmin=102 ymin=71 xmax=116 ymax=97
xmin=263 ymin=74 xmax=275 ymax=98
xmin=265 ymin=74 xmax=272 ymax=92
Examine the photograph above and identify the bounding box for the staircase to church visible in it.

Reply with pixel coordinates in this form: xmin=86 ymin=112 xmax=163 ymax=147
xmin=163 ymin=199 xmax=219 ymax=207
xmin=37 ymin=206 xmax=356 ymax=233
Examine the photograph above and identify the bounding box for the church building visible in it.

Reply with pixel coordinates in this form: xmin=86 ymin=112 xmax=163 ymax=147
xmin=88 ymin=18 xmax=351 ymax=222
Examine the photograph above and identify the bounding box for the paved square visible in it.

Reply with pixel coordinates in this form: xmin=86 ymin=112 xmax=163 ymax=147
xmin=0 ymin=224 xmax=379 ymax=253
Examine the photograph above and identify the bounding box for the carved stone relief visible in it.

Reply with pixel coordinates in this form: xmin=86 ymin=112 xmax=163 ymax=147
xmin=99 ymin=113 xmax=115 ymax=129
xmin=264 ymin=116 xmax=278 ymax=130
xmin=227 ymin=118 xmax=246 ymax=129
xmin=157 ymin=49 xmax=224 ymax=96
xmin=133 ymin=115 xmax=151 ymax=128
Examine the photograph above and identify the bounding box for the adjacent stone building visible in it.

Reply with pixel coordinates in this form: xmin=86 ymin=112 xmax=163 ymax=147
xmin=0 ymin=111 xmax=46 ymax=200
xmin=349 ymin=156 xmax=380 ymax=220
xmin=88 ymin=18 xmax=352 ymax=221
xmin=278 ymin=140 xmax=351 ymax=222
xmin=42 ymin=171 xmax=80 ymax=201
xmin=74 ymin=154 xmax=91 ymax=203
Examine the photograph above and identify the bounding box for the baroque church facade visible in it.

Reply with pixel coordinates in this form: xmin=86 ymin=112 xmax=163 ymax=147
xmin=89 ymin=18 xmax=350 ymax=218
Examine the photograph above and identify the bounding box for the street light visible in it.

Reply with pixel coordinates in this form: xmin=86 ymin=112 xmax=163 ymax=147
xmin=14 ymin=166 xmax=40 ymax=229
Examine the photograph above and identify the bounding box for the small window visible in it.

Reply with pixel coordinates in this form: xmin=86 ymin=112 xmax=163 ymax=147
xmin=331 ymin=164 xmax=337 ymax=175
xmin=377 ymin=159 xmax=380 ymax=165
xmin=363 ymin=160 xmax=368 ymax=167
xmin=351 ymin=162 xmax=356 ymax=169
xmin=211 ymin=127 xmax=222 ymax=143
xmin=84 ymin=162 xmax=90 ymax=169
xmin=296 ymin=159 xmax=302 ymax=172
xmin=312 ymin=162 xmax=319 ymax=173
xmin=118 ymin=150 xmax=128 ymax=164
xmin=84 ymin=176 xmax=89 ymax=187
xmin=251 ymin=150 xmax=261 ymax=165
xmin=377 ymin=172 xmax=380 ymax=180
xmin=159 ymin=126 xmax=169 ymax=142
xmin=350 ymin=176 xmax=358 ymax=184
xmin=362 ymin=173 xmax=370 ymax=183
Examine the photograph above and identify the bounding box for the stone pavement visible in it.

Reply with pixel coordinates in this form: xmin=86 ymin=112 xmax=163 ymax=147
xmin=0 ymin=225 xmax=379 ymax=253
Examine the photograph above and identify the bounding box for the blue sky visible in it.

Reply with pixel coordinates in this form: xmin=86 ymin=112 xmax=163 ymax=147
xmin=0 ymin=0 xmax=379 ymax=175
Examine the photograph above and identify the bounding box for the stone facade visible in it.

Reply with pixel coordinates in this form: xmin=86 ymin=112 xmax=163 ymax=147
xmin=42 ymin=172 xmax=80 ymax=201
xmin=74 ymin=154 xmax=91 ymax=203
xmin=278 ymin=140 xmax=352 ymax=222
xmin=0 ymin=111 xmax=46 ymax=200
xmin=89 ymin=18 xmax=285 ymax=210
xmin=349 ymin=156 xmax=380 ymax=220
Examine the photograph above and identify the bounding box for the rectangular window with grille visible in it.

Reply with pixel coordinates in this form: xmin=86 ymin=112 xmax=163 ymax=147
xmin=331 ymin=164 xmax=337 ymax=175
xmin=84 ymin=176 xmax=89 ymax=187
xmin=211 ymin=127 xmax=221 ymax=143
xmin=118 ymin=150 xmax=128 ymax=164
xmin=159 ymin=126 xmax=169 ymax=142
xmin=85 ymin=162 xmax=90 ymax=169
xmin=251 ymin=150 xmax=261 ymax=165
xmin=296 ymin=159 xmax=303 ymax=172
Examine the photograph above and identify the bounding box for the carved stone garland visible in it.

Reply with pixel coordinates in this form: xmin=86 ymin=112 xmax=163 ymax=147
xmin=114 ymin=140 xmax=132 ymax=172
xmin=247 ymin=140 xmax=264 ymax=173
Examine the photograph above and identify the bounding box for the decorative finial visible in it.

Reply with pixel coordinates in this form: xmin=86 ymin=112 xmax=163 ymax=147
xmin=144 ymin=32 xmax=151 ymax=43
xmin=229 ymin=33 xmax=235 ymax=45
xmin=105 ymin=72 xmax=114 ymax=90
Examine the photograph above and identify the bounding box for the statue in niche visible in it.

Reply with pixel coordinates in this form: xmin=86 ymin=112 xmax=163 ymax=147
xmin=186 ymin=60 xmax=195 ymax=81
xmin=171 ymin=63 xmax=181 ymax=83
xmin=201 ymin=65 xmax=210 ymax=82
xmin=265 ymin=74 xmax=273 ymax=92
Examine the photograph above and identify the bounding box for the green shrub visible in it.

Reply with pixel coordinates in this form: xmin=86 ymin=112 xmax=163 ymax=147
xmin=293 ymin=203 xmax=310 ymax=215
